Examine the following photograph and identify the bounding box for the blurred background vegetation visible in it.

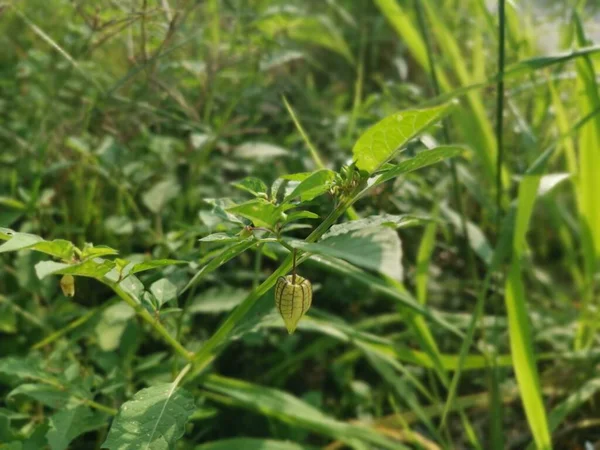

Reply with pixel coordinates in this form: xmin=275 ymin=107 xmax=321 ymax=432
xmin=1 ymin=0 xmax=600 ymax=449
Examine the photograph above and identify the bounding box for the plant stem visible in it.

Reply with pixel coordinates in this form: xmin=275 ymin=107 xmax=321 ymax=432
xmin=103 ymin=279 xmax=194 ymax=362
xmin=186 ymin=192 xmax=358 ymax=381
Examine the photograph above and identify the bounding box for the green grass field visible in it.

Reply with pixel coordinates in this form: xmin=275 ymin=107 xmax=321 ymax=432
xmin=1 ymin=1 xmax=600 ymax=449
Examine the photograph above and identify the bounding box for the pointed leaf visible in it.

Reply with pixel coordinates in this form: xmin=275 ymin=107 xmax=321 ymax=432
xmin=283 ymin=169 xmax=335 ymax=203
xmin=353 ymin=104 xmax=454 ymax=173
xmin=102 ymin=383 xmax=195 ymax=450
xmin=291 ymin=226 xmax=403 ymax=281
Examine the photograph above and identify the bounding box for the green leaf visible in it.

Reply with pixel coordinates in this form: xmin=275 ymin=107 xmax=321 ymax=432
xmin=81 ymin=244 xmax=119 ymax=260
xmin=203 ymin=375 xmax=404 ymax=450
xmin=8 ymin=384 xmax=74 ymax=409
xmin=283 ymin=211 xmax=320 ymax=225
xmin=234 ymin=142 xmax=289 ymax=160
xmin=199 ymin=233 xmax=240 ymax=243
xmin=233 ymin=177 xmax=268 ymax=197
xmin=322 ymin=214 xmax=430 ymax=239
xmin=181 ymin=239 xmax=256 ymax=294
xmin=35 ymin=258 xmax=116 ymax=280
xmin=150 ymin=279 xmax=177 ymax=308
xmin=257 ymin=14 xmax=354 ymax=63
xmin=189 ymin=287 xmax=248 ymax=314
xmin=372 ymin=145 xmax=466 ymax=186
xmin=352 ymin=104 xmax=454 ymax=173
xmin=102 ymin=383 xmax=195 ymax=450
xmin=195 ymin=438 xmax=318 ymax=450
xmin=505 ymin=174 xmax=552 ymax=450
xmin=291 ymin=226 xmax=403 ymax=281
xmin=0 ymin=230 xmax=75 ymax=260
xmin=226 ymin=199 xmax=283 ymax=229
xmin=47 ymin=406 xmax=105 ymax=450
xmin=142 ymin=178 xmax=180 ymax=214
xmin=283 ymin=169 xmax=335 ymax=203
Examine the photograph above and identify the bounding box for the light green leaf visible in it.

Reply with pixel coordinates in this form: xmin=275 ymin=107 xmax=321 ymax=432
xmin=195 ymin=438 xmax=318 ymax=450
xmin=199 ymin=233 xmax=240 ymax=243
xmin=353 ymin=103 xmax=454 ymax=173
xmin=142 ymin=178 xmax=180 ymax=214
xmin=226 ymin=199 xmax=283 ymax=229
xmin=322 ymin=214 xmax=430 ymax=239
xmin=372 ymin=146 xmax=466 ymax=187
xmin=81 ymin=244 xmax=119 ymax=260
xmin=233 ymin=177 xmax=268 ymax=197
xmin=283 ymin=169 xmax=335 ymax=203
xmin=189 ymin=287 xmax=248 ymax=314
xmin=291 ymin=226 xmax=403 ymax=281
xmin=283 ymin=211 xmax=320 ymax=225
xmin=8 ymin=384 xmax=74 ymax=409
xmin=102 ymin=383 xmax=195 ymax=450
xmin=35 ymin=258 xmax=116 ymax=280
xmin=234 ymin=142 xmax=289 ymax=160
xmin=257 ymin=14 xmax=354 ymax=63
xmin=0 ymin=230 xmax=75 ymax=260
xmin=150 ymin=279 xmax=177 ymax=308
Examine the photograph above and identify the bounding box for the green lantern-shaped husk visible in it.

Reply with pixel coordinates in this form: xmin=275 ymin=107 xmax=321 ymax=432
xmin=275 ymin=275 xmax=312 ymax=334
xmin=60 ymin=274 xmax=75 ymax=297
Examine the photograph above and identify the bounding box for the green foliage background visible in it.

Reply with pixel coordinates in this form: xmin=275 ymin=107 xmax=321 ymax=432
xmin=1 ymin=0 xmax=600 ymax=449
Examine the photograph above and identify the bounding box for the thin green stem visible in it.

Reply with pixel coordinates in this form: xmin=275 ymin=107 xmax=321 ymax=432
xmin=103 ymin=279 xmax=194 ymax=362
xmin=185 ymin=192 xmax=359 ymax=381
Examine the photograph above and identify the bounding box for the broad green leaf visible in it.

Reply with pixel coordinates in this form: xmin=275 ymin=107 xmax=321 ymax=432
xmin=232 ymin=177 xmax=269 ymax=198
xmin=195 ymin=439 xmax=318 ymax=450
xmin=47 ymin=406 xmax=105 ymax=450
xmin=234 ymin=142 xmax=289 ymax=160
xmin=352 ymin=104 xmax=454 ymax=173
xmin=203 ymin=375 xmax=404 ymax=450
xmin=0 ymin=356 xmax=55 ymax=383
xmin=8 ymin=384 xmax=74 ymax=408
xmin=181 ymin=239 xmax=256 ymax=294
xmin=142 ymin=178 xmax=180 ymax=214
xmin=372 ymin=146 xmax=466 ymax=187
xmin=189 ymin=287 xmax=248 ymax=314
xmin=226 ymin=199 xmax=283 ymax=229
xmin=506 ymin=174 xmax=552 ymax=450
xmin=257 ymin=14 xmax=353 ymax=63
xmin=150 ymin=279 xmax=177 ymax=308
xmin=35 ymin=258 xmax=116 ymax=280
xmin=441 ymin=203 xmax=493 ymax=265
xmin=291 ymin=226 xmax=403 ymax=281
xmin=283 ymin=169 xmax=335 ymax=203
xmin=95 ymin=303 xmax=136 ymax=351
xmin=0 ymin=230 xmax=75 ymax=260
xmin=322 ymin=214 xmax=430 ymax=239
xmin=102 ymin=383 xmax=195 ymax=450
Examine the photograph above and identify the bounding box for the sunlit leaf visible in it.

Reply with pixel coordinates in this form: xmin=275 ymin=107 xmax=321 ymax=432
xmin=353 ymin=103 xmax=454 ymax=173
xmin=102 ymin=384 xmax=195 ymax=450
